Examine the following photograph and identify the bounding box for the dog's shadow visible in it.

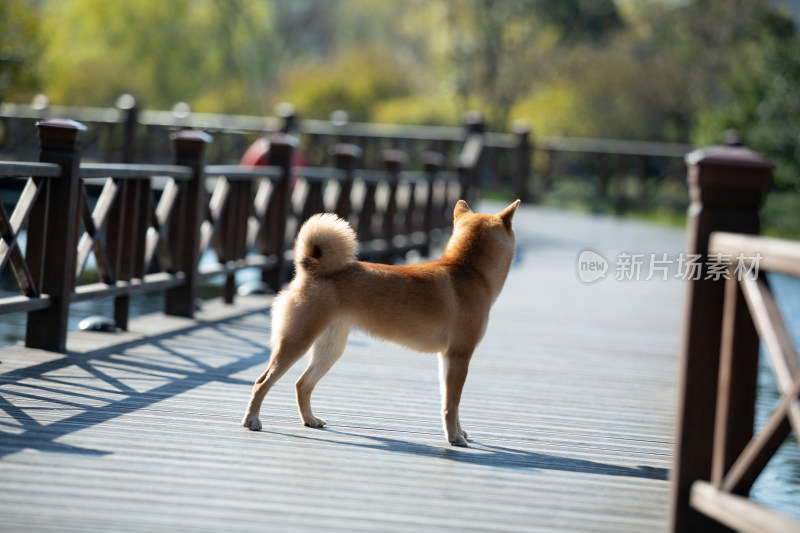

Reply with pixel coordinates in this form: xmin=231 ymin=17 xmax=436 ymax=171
xmin=265 ymin=427 xmax=668 ymax=481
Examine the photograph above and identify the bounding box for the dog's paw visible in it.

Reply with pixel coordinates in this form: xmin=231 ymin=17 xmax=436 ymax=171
xmin=303 ymin=415 xmax=326 ymax=428
xmin=458 ymin=427 xmax=469 ymax=440
xmin=448 ymin=433 xmax=469 ymax=447
xmin=242 ymin=414 xmax=262 ymax=431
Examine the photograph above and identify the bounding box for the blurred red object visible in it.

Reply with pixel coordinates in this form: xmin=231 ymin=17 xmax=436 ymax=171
xmin=240 ymin=137 xmax=307 ymax=169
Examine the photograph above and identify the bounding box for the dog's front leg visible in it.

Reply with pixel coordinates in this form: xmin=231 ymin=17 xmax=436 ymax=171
xmin=438 ymin=350 xmax=472 ymax=447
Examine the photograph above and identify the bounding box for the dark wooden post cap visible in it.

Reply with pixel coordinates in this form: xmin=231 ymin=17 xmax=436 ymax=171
xmin=382 ymin=149 xmax=408 ymax=172
xmin=512 ymin=120 xmax=530 ymax=136
xmin=37 ymin=119 xmax=87 ymax=152
xmin=463 ymin=111 xmax=485 ymax=134
xmin=422 ymin=151 xmax=445 ymax=172
xmin=171 ymin=129 xmax=212 ymax=162
xmin=330 ymin=110 xmax=349 ymax=127
xmin=268 ymin=133 xmax=299 ymax=157
xmin=329 ymin=143 xmax=363 ymax=164
xmin=116 ymin=93 xmax=137 ymax=111
xmin=276 ymin=102 xmax=296 ymax=133
xmin=685 ymin=145 xmax=772 ymax=209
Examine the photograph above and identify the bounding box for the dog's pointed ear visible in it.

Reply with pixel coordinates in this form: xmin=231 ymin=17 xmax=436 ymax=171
xmin=498 ymin=200 xmax=521 ymax=230
xmin=454 ymin=200 xmax=472 ymax=220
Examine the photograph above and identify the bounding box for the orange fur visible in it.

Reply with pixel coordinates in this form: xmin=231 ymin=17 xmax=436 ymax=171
xmin=243 ymin=199 xmax=520 ymax=446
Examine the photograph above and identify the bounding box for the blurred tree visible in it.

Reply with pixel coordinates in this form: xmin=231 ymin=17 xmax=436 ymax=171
xmin=695 ymin=37 xmax=800 ymax=190
xmin=269 ymin=0 xmax=429 ymax=122
xmin=430 ymin=0 xmax=622 ymax=130
xmin=271 ymin=0 xmax=335 ymax=62
xmin=2 ymin=0 xmax=797 ymax=156
xmin=274 ymin=47 xmax=414 ymax=122
xmin=0 ymin=0 xmax=41 ymax=101
xmin=38 ymin=0 xmax=274 ymax=112
xmin=533 ymin=0 xmax=622 ymax=43
xmin=637 ymin=0 xmax=795 ymax=140
xmin=509 ymin=0 xmax=798 ymax=144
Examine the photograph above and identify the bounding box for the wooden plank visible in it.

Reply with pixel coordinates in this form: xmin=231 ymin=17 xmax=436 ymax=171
xmin=79 ymin=163 xmax=192 ymax=180
xmin=691 ymin=481 xmax=800 ymax=533
xmin=0 ymin=161 xmax=62 ymax=178
xmin=205 ymin=164 xmax=284 ymax=180
xmin=710 ymin=232 xmax=800 ymax=278
xmin=70 ymin=273 xmax=185 ymax=302
xmin=711 ymin=275 xmax=758 ymax=490
xmin=0 ymin=294 xmax=51 ymax=314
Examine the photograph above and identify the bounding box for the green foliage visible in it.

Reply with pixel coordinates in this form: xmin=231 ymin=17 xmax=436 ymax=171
xmin=372 ymin=93 xmax=462 ymax=126
xmin=37 ymin=0 xmax=273 ymax=111
xmin=695 ymin=34 xmax=800 ymax=192
xmin=0 ymin=0 xmax=41 ymax=101
xmin=511 ymin=0 xmax=800 ymax=143
xmin=417 ymin=0 xmax=624 ymax=130
xmin=510 ymin=39 xmax=672 ymax=140
xmin=2 ymin=0 xmax=800 ymax=239
xmin=531 ymin=0 xmax=622 ymax=43
xmin=763 ymin=190 xmax=800 ymax=239
xmin=274 ymin=48 xmax=415 ymax=122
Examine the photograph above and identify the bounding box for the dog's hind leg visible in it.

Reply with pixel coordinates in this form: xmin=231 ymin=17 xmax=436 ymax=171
xmin=295 ymin=319 xmax=351 ymax=428
xmin=438 ymin=349 xmax=473 ymax=447
xmin=242 ymin=336 xmax=312 ymax=431
xmin=242 ymin=294 xmax=332 ymax=431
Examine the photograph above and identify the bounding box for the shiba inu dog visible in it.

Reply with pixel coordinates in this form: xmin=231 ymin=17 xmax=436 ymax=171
xmin=242 ymin=199 xmax=520 ymax=446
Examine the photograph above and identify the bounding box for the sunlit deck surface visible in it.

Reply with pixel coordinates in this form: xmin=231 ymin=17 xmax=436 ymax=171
xmin=0 ymin=203 xmax=686 ymax=532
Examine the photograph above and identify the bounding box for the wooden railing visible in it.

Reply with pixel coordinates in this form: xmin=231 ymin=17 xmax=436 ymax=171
xmin=0 ymin=119 xmax=463 ymax=352
xmin=0 ymin=95 xmax=694 ymax=209
xmin=670 ymin=144 xmax=800 ymax=532
xmin=0 ymin=97 xmax=520 ymax=203
xmin=534 ymin=135 xmax=692 ymax=212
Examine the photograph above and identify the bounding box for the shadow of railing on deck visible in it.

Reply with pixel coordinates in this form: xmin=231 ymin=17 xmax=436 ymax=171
xmin=0 ymin=311 xmax=268 ymax=459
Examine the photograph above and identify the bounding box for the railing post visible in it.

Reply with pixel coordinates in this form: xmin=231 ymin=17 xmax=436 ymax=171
xmin=357 ymin=149 xmax=378 ymax=246
xmin=262 ymin=133 xmax=297 ymax=292
xmin=513 ymin=121 xmax=533 ymax=203
xmin=332 ymin=143 xmax=361 ymax=221
xmin=459 ymin=112 xmax=485 ymax=207
xmin=117 ymin=93 xmax=138 ymax=163
xmin=422 ymin=151 xmax=444 ymax=233
xmin=108 ymin=94 xmax=142 ymax=330
xmin=381 ymin=149 xmax=406 ymax=240
xmin=25 ymin=119 xmax=86 ymax=351
xmin=669 ymin=143 xmax=771 ymax=533
xmin=164 ymin=130 xmax=211 ymax=317
xmin=421 ymin=151 xmax=445 ymax=255
xmin=277 ymin=102 xmax=296 ymax=134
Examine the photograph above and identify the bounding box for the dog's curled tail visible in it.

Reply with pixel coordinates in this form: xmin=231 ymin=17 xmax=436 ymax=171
xmin=294 ymin=213 xmax=358 ymax=276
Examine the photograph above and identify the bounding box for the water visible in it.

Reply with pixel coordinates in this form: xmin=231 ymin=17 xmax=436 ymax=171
xmin=750 ymin=272 xmax=800 ymax=519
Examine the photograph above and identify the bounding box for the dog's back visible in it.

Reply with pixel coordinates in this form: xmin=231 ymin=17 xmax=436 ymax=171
xmin=286 ymin=201 xmax=518 ymax=353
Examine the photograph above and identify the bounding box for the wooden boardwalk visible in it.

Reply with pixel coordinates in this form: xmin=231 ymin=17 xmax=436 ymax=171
xmin=0 ymin=203 xmax=687 ymax=532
